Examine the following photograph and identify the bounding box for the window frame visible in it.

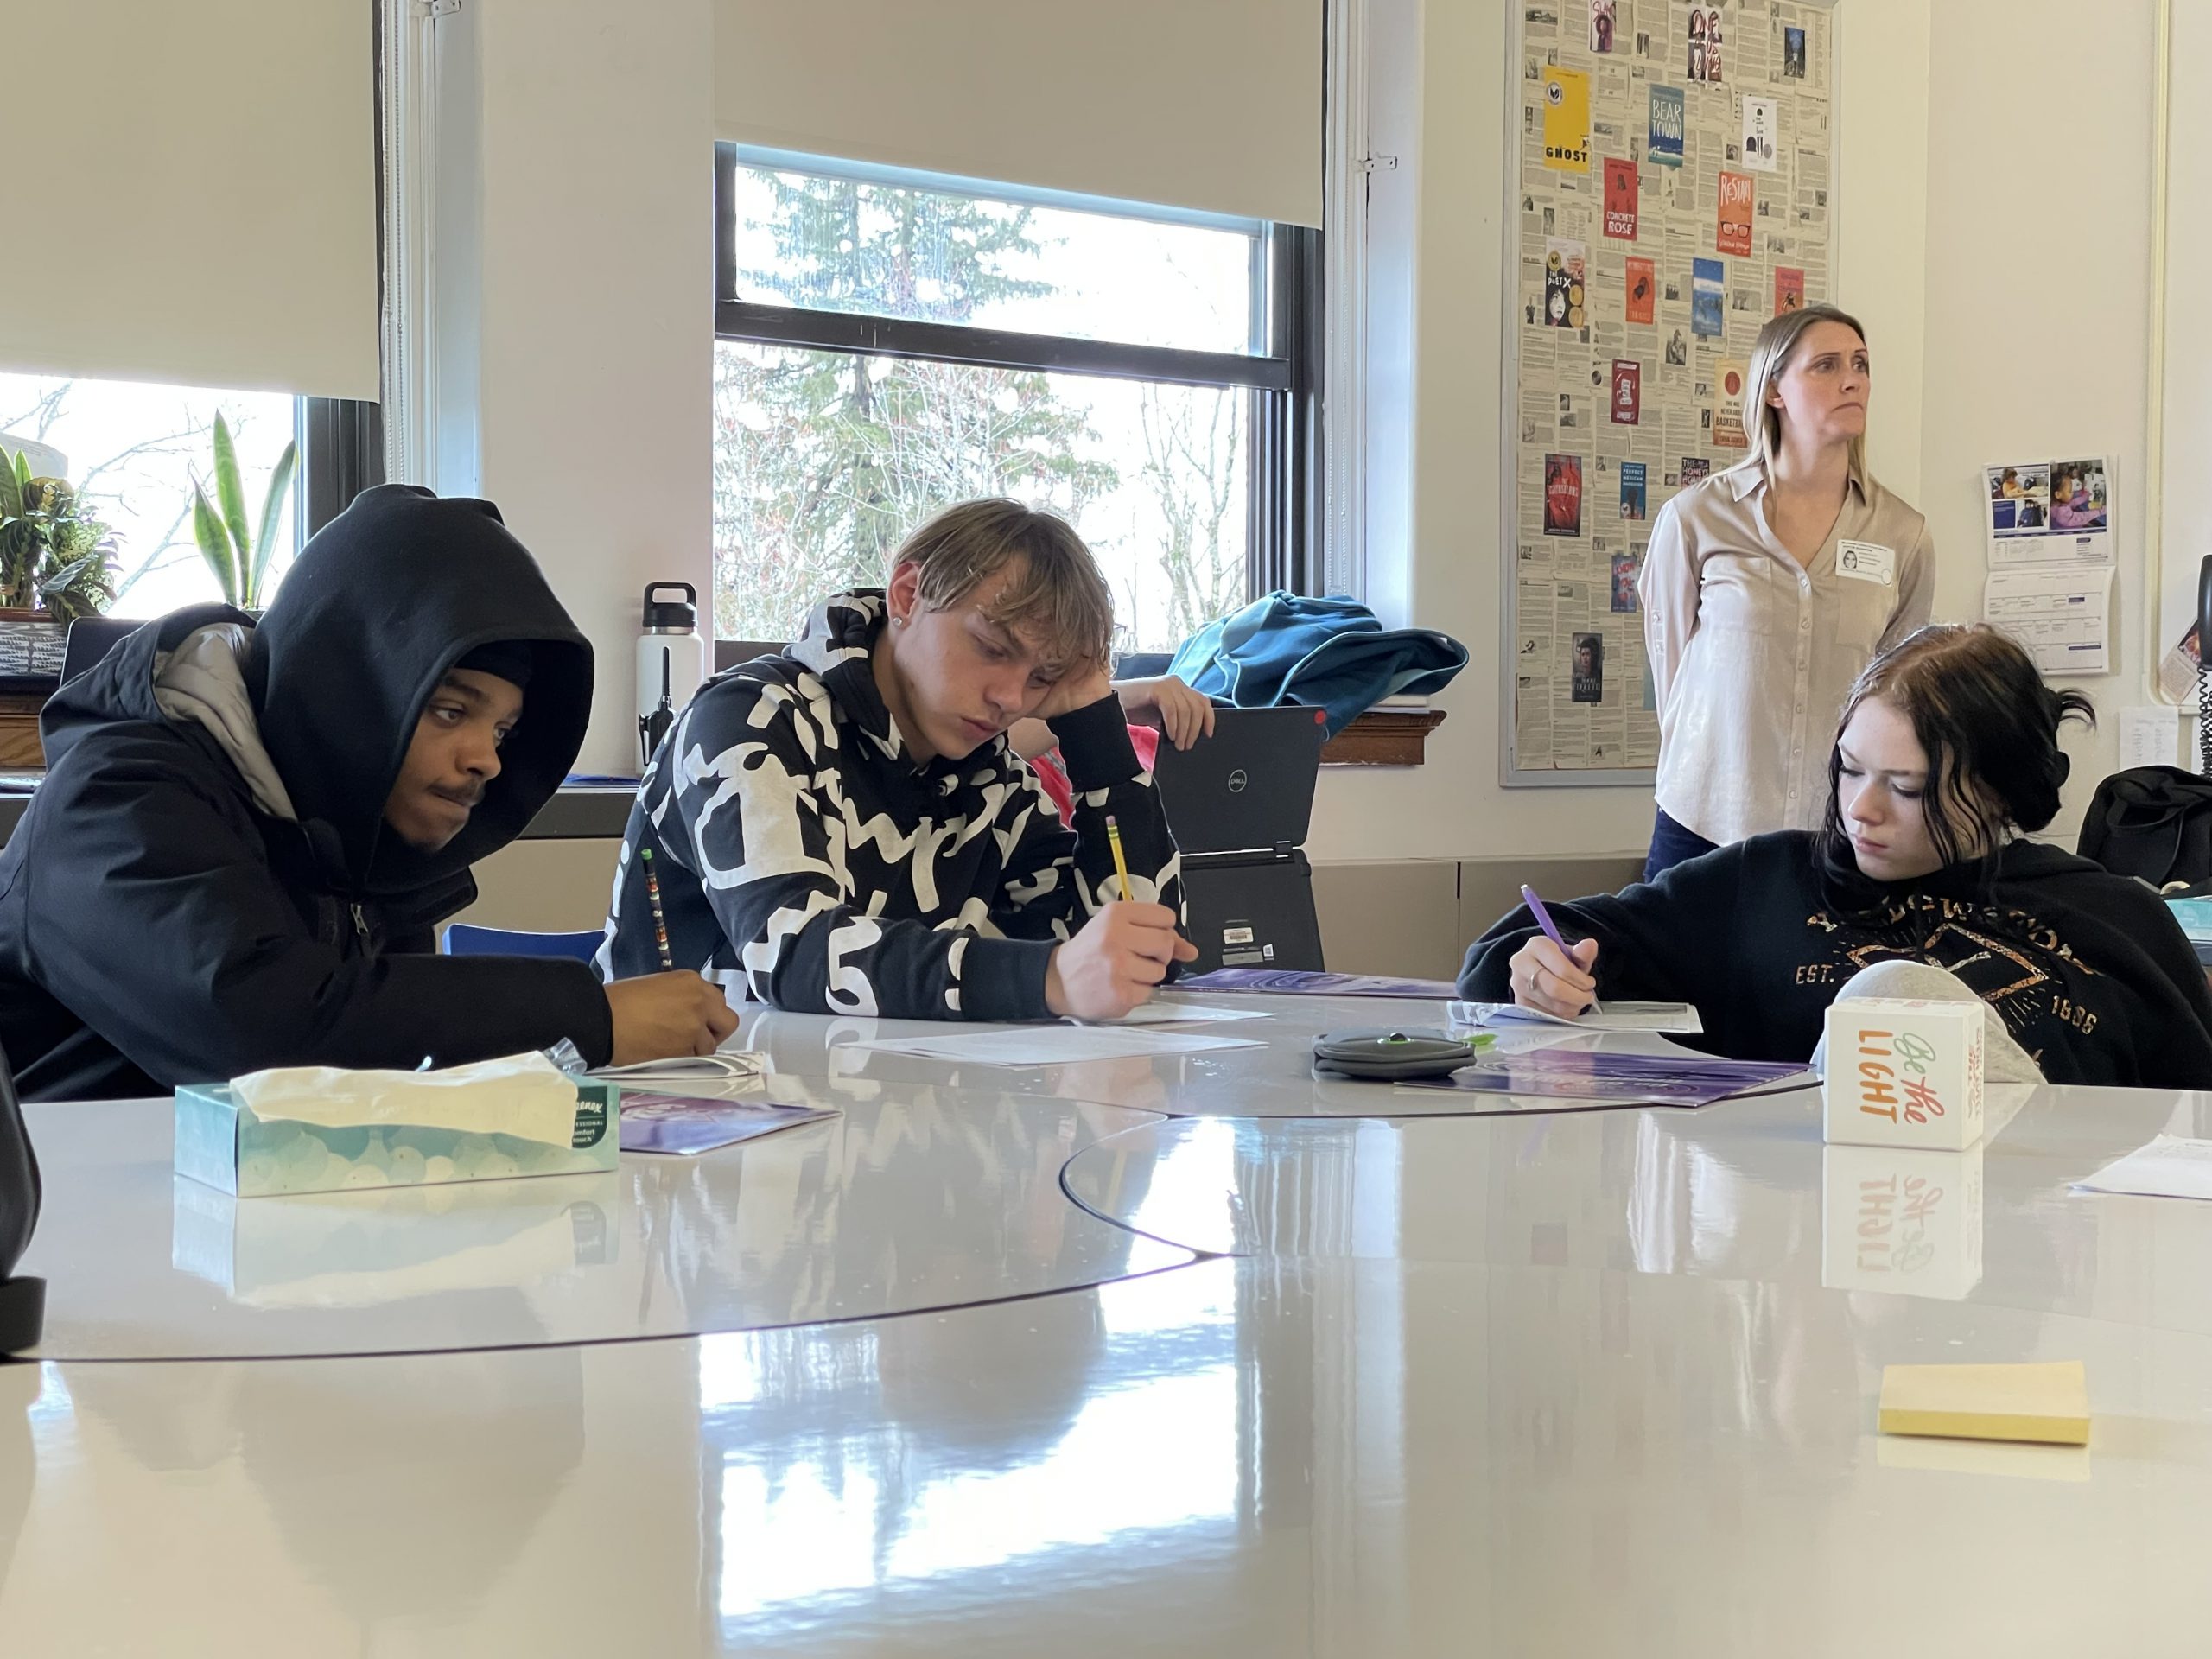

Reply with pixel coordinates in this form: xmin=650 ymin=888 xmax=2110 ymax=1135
xmin=710 ymin=143 xmax=1320 ymax=609
xmin=301 ymin=397 xmax=386 ymax=537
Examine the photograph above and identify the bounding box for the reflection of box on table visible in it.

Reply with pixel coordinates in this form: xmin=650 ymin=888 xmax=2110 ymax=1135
xmin=171 ymin=1171 xmax=616 ymax=1301
xmin=175 ymin=1080 xmax=620 ymax=1198
xmin=1821 ymin=1142 xmax=1983 ymax=1301
xmin=1822 ymin=998 xmax=1983 ymax=1150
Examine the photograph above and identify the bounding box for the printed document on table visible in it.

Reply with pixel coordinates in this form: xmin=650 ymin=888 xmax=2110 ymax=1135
xmin=1097 ymin=1001 xmax=1273 ymax=1027
xmin=2072 ymin=1135 xmax=2212 ymax=1202
xmin=846 ymin=1027 xmax=1266 ymax=1066
xmin=1449 ymin=1000 xmax=1702 ymax=1034
xmin=1982 ymin=565 xmax=2113 ymax=677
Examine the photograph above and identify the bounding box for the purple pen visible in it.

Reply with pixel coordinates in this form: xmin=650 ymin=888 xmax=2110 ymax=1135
xmin=1520 ymin=884 xmax=1603 ymax=1015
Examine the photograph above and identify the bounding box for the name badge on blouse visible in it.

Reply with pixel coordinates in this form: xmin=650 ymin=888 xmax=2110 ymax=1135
xmin=1835 ymin=539 xmax=1897 ymax=587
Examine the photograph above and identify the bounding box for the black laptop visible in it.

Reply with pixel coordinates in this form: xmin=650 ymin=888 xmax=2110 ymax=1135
xmin=1151 ymin=706 xmax=1328 ymax=974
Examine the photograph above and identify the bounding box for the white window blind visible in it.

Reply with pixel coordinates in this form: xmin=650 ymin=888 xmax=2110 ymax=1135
xmin=0 ymin=0 xmax=379 ymax=400
xmin=715 ymin=0 xmax=1323 ymax=227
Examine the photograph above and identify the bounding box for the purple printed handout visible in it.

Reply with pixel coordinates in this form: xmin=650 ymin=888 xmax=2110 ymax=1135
xmin=1177 ymin=969 xmax=1459 ymax=999
xmin=1402 ymin=1049 xmax=1811 ymax=1107
xmin=618 ymin=1092 xmax=837 ymax=1155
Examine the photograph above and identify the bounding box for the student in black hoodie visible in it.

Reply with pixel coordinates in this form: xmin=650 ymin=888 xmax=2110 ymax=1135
xmin=1462 ymin=624 xmax=2212 ymax=1087
xmin=0 ymin=484 xmax=734 ymax=1101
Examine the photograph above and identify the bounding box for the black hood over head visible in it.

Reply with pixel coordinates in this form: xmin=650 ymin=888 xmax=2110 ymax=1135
xmin=248 ymin=484 xmax=593 ymax=892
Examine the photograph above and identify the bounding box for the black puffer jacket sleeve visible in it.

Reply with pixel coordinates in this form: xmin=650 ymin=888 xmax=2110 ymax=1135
xmin=4 ymin=729 xmax=613 ymax=1094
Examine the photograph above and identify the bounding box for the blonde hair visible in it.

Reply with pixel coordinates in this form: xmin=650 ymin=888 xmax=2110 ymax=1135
xmin=889 ymin=498 xmax=1113 ymax=669
xmin=1726 ymin=302 xmax=1870 ymax=480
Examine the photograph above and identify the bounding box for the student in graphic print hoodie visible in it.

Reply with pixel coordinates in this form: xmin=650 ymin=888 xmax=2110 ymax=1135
xmin=601 ymin=498 xmax=1192 ymax=1020
xmin=0 ymin=484 xmax=734 ymax=1102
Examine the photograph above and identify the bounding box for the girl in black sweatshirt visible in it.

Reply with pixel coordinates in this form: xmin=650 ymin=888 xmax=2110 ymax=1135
xmin=1461 ymin=624 xmax=2212 ymax=1087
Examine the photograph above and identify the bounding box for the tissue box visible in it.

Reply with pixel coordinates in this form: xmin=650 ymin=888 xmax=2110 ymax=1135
xmin=1822 ymin=997 xmax=1984 ymax=1150
xmin=175 ymin=1079 xmax=620 ymax=1198
xmin=1821 ymin=1141 xmax=1984 ymax=1301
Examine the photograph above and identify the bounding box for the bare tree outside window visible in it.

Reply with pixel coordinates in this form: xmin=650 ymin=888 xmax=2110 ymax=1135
xmin=716 ymin=164 xmax=1255 ymax=652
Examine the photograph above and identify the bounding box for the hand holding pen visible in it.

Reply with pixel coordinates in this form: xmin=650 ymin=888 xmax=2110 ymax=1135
xmin=1510 ymin=883 xmax=1603 ymax=1019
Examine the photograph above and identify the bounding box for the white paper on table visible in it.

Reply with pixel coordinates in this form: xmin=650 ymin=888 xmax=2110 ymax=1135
xmin=846 ymin=1027 xmax=1266 ymax=1066
xmin=1449 ymin=1000 xmax=1703 ymax=1034
xmin=1981 ymin=563 xmax=2113 ymax=677
xmin=2071 ymin=1135 xmax=2212 ymax=1202
xmin=1095 ymin=1001 xmax=1274 ymax=1027
xmin=590 ymin=1050 xmax=769 ymax=1080
xmin=230 ymin=1051 xmax=580 ymax=1148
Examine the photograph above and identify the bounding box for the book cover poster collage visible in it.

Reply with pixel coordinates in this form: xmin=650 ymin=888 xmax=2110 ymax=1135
xmin=1511 ymin=0 xmax=1834 ymax=775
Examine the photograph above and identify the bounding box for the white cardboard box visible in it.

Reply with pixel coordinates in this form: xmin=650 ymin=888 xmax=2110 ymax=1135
xmin=1821 ymin=1141 xmax=1985 ymax=1301
xmin=1822 ymin=997 xmax=1985 ymax=1150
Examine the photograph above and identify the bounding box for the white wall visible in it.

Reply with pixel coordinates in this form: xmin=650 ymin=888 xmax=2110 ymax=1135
xmin=1312 ymin=0 xmax=1662 ymax=864
xmin=429 ymin=0 xmax=715 ymax=778
xmin=1916 ymin=0 xmax=2156 ymax=839
xmin=420 ymin=0 xmax=2160 ymax=837
xmin=1311 ymin=0 xmax=2159 ymax=864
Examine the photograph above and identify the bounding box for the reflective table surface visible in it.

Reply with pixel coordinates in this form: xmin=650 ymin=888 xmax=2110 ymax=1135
xmin=10 ymin=1004 xmax=2212 ymax=1654
xmin=19 ymin=1081 xmax=1187 ymax=1360
xmin=7 ymin=1256 xmax=2212 ymax=1656
xmin=1060 ymin=1081 xmax=2212 ymax=1330
xmin=733 ymin=993 xmax=1678 ymax=1117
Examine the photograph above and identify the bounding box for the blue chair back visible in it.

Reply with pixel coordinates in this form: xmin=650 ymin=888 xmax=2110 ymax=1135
xmin=442 ymin=924 xmax=603 ymax=963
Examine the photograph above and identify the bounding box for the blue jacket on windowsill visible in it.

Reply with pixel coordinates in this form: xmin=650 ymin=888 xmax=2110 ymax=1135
xmin=1166 ymin=591 xmax=1468 ymax=738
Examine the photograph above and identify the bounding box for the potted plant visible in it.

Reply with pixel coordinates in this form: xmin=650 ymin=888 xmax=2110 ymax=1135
xmin=0 ymin=447 xmax=118 ymax=678
xmin=191 ymin=412 xmax=296 ymax=612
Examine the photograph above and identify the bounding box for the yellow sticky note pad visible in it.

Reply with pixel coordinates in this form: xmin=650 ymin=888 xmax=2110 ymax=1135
xmin=1878 ymin=1361 xmax=2089 ymax=1446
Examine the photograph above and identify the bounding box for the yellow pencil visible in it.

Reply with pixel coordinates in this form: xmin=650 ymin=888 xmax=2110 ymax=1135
xmin=1104 ymin=813 xmax=1133 ymax=902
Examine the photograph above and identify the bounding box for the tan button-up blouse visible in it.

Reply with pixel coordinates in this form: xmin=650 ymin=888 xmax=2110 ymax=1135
xmin=1637 ymin=459 xmax=1933 ymax=844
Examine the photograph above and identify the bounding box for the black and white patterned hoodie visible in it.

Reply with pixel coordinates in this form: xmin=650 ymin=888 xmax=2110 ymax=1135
xmin=598 ymin=590 xmax=1182 ymax=1019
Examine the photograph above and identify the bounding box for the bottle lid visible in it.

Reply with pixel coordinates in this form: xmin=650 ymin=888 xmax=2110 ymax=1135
xmin=643 ymin=582 xmax=697 ymax=631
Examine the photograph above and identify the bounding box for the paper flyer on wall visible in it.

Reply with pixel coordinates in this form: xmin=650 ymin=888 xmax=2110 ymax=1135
xmin=1712 ymin=360 xmax=1749 ymax=449
xmin=1542 ymin=66 xmax=1592 ymax=171
xmin=2160 ymin=622 xmax=2202 ymax=705
xmin=1983 ymin=456 xmax=2114 ymax=566
xmin=1509 ymin=2 xmax=1833 ymax=776
xmin=1982 ymin=564 xmax=2114 ymax=677
xmin=1740 ymin=96 xmax=1780 ymax=171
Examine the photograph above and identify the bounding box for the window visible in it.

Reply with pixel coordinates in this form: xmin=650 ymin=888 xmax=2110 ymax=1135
xmin=0 ymin=373 xmax=383 ymax=619
xmin=714 ymin=149 xmax=1319 ymax=654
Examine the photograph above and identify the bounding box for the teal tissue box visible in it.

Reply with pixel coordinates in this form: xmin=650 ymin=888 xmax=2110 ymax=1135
xmin=174 ymin=1079 xmax=620 ymax=1198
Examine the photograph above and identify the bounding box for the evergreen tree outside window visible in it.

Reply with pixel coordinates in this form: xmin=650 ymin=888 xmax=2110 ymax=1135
xmin=715 ymin=150 xmax=1317 ymax=654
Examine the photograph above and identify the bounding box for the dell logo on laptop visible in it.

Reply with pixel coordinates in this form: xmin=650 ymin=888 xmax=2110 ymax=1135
xmin=1227 ymin=769 xmax=1249 ymax=793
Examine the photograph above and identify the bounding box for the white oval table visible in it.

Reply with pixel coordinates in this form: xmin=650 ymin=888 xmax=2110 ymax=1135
xmin=731 ymin=993 xmax=1701 ymax=1116
xmin=16 ymin=1077 xmax=1191 ymax=1361
xmin=4 ymin=1254 xmax=2210 ymax=1655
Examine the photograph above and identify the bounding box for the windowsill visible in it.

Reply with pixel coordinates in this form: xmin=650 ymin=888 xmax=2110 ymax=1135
xmin=1319 ymin=708 xmax=1446 ymax=767
xmin=0 ymin=709 xmax=1446 ymax=850
xmin=0 ymin=777 xmax=639 ymax=846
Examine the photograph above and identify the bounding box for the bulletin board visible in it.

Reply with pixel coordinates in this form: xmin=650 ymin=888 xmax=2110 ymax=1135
xmin=1500 ymin=0 xmax=1838 ymax=785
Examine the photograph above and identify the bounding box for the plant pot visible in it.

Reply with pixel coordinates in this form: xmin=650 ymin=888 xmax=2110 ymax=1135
xmin=0 ymin=608 xmax=67 ymax=678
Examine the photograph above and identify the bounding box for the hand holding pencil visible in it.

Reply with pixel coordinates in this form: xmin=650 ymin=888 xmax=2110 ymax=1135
xmin=1039 ymin=811 xmax=1196 ymax=1020
xmin=1507 ymin=884 xmax=1603 ymax=1020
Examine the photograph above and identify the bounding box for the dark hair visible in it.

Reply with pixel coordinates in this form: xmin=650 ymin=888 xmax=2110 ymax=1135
xmin=1817 ymin=624 xmax=2094 ymax=896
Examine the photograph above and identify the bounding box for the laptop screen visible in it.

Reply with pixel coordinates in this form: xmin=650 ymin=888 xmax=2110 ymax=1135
xmin=1149 ymin=705 xmax=1326 ymax=855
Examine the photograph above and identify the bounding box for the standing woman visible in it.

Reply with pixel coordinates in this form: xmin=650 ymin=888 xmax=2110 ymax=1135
xmin=1637 ymin=302 xmax=1933 ymax=879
